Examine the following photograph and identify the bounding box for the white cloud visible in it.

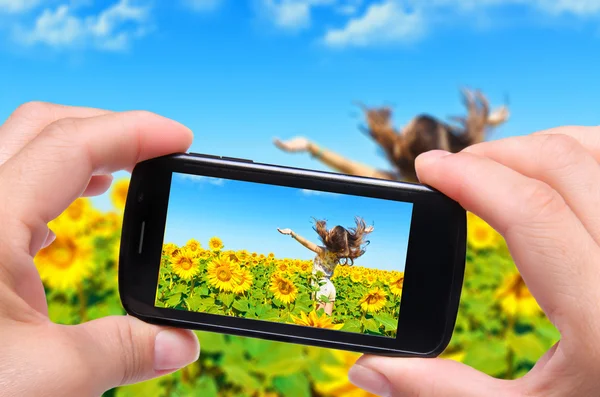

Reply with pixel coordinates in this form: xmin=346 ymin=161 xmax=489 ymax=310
xmin=177 ymin=174 xmax=226 ymax=186
xmin=184 ymin=0 xmax=223 ymax=12
xmin=320 ymin=0 xmax=600 ymax=48
xmin=260 ymin=0 xmax=335 ymax=30
xmin=0 ymin=0 xmax=40 ymax=14
xmin=324 ymin=0 xmax=423 ymax=48
xmin=334 ymin=0 xmax=362 ymax=15
xmin=15 ymin=0 xmax=151 ymax=51
xmin=426 ymin=0 xmax=600 ymax=15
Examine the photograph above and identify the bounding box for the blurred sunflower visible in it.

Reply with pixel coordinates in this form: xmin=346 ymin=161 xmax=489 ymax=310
xmin=291 ymin=311 xmax=344 ymax=330
xmin=232 ymin=268 xmax=253 ymax=294
xmin=389 ymin=275 xmax=404 ymax=297
xmin=359 ymin=287 xmax=387 ymax=313
xmin=62 ymin=197 xmax=93 ymax=232
xmin=35 ymin=222 xmax=94 ymax=292
xmin=208 ymin=236 xmax=224 ymax=251
xmin=495 ymin=272 xmax=542 ymax=318
xmin=467 ymin=212 xmax=499 ymax=250
xmin=111 ymin=178 xmax=130 ymax=211
xmin=185 ymin=238 xmax=202 ymax=255
xmin=314 ymin=350 xmax=374 ymax=397
xmin=207 ymin=256 xmax=240 ymax=292
xmin=269 ymin=276 xmax=297 ymax=304
xmin=170 ymin=248 xmax=200 ymax=280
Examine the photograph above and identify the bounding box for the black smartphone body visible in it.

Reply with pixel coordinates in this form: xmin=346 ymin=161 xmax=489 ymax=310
xmin=119 ymin=153 xmax=466 ymax=357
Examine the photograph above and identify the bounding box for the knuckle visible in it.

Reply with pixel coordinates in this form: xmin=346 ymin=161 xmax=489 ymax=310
xmin=10 ymin=101 xmax=52 ymax=120
xmin=128 ymin=110 xmax=156 ymax=121
xmin=539 ymin=133 xmax=580 ymax=162
xmin=113 ymin=318 xmax=144 ymax=385
xmin=521 ymin=180 xmax=567 ymax=221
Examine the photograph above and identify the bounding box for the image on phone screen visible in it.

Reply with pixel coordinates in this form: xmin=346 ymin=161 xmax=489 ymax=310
xmin=155 ymin=172 xmax=413 ymax=338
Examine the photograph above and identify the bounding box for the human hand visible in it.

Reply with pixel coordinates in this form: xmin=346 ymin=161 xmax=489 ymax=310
xmin=0 ymin=102 xmax=200 ymax=397
xmin=277 ymin=228 xmax=293 ymax=235
xmin=348 ymin=126 xmax=600 ymax=396
xmin=273 ymin=136 xmax=311 ymax=153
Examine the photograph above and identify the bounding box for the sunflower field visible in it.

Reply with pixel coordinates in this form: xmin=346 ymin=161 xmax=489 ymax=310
xmin=33 ymin=179 xmax=562 ymax=397
xmin=156 ymin=238 xmax=403 ymax=338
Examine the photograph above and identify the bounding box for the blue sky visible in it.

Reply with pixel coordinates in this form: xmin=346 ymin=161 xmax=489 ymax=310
xmin=0 ymin=2 xmax=599 ymax=217
xmin=163 ymin=172 xmax=413 ymax=271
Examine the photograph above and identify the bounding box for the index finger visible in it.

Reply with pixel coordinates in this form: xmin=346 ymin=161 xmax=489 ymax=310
xmin=0 ymin=110 xmax=193 ymax=256
xmin=415 ymin=150 xmax=600 ymax=338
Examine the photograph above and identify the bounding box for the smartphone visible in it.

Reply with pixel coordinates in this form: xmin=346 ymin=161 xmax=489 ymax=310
xmin=119 ymin=153 xmax=466 ymax=357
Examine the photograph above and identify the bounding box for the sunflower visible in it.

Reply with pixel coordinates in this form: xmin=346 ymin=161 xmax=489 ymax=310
xmin=298 ymin=261 xmax=311 ymax=273
xmin=185 ymin=238 xmax=201 ymax=254
xmin=270 ymin=276 xmax=298 ymax=304
xmin=34 ymin=222 xmax=94 ymax=292
xmin=467 ymin=212 xmax=500 ymax=250
xmin=207 ymin=256 xmax=241 ymax=292
xmin=314 ymin=350 xmax=371 ymax=397
xmin=64 ymin=197 xmax=92 ymax=224
xmin=268 ymin=252 xmax=275 ymax=259
xmin=365 ymin=273 xmax=377 ymax=285
xmin=232 ymin=268 xmax=253 ymax=294
xmin=350 ymin=271 xmax=363 ymax=283
xmin=170 ymin=248 xmax=200 ymax=280
xmin=227 ymin=251 xmax=240 ymax=263
xmin=208 ymin=236 xmax=224 ymax=252
xmin=277 ymin=261 xmax=290 ymax=273
xmin=359 ymin=287 xmax=387 ymax=313
xmin=389 ymin=275 xmax=404 ymax=297
xmin=111 ymin=178 xmax=130 ymax=211
xmin=162 ymin=243 xmax=178 ymax=257
xmin=291 ymin=311 xmax=344 ymax=330
xmin=495 ymin=272 xmax=542 ymax=318
xmin=89 ymin=211 xmax=122 ymax=239
xmin=237 ymin=249 xmax=250 ymax=262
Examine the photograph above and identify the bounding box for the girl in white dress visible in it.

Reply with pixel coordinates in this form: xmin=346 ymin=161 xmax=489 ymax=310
xmin=277 ymin=217 xmax=374 ymax=315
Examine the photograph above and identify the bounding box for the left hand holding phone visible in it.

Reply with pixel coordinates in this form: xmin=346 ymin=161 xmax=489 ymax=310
xmin=0 ymin=102 xmax=200 ymax=397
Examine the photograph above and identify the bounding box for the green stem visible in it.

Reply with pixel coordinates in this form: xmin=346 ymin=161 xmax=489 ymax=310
xmin=181 ymin=366 xmax=190 ymax=384
xmin=360 ymin=310 xmax=366 ymax=333
xmin=77 ymin=283 xmax=87 ymax=323
xmin=505 ymin=314 xmax=517 ymax=379
xmin=190 ymin=278 xmax=196 ymax=297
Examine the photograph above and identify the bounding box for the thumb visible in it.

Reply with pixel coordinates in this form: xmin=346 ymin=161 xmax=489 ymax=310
xmin=68 ymin=315 xmax=199 ymax=395
xmin=348 ymin=355 xmax=515 ymax=397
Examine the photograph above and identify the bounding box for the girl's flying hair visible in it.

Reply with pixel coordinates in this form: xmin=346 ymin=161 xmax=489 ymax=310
xmin=312 ymin=216 xmax=373 ymax=265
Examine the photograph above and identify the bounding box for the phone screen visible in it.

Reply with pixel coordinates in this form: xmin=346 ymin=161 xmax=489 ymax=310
xmin=155 ymin=172 xmax=413 ymax=338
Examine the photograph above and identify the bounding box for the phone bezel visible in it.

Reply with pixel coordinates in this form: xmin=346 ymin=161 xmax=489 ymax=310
xmin=119 ymin=153 xmax=466 ymax=357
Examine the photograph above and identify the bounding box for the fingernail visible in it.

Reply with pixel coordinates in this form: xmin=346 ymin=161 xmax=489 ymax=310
xmin=348 ymin=363 xmax=392 ymax=397
xmin=154 ymin=329 xmax=199 ymax=371
xmin=416 ymin=150 xmax=452 ymax=166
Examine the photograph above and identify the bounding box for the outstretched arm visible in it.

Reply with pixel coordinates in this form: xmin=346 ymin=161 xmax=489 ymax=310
xmin=277 ymin=228 xmax=323 ymax=255
xmin=273 ymin=137 xmax=394 ymax=180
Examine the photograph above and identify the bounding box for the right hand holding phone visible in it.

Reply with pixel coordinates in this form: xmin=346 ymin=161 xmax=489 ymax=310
xmin=348 ymin=127 xmax=600 ymax=397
